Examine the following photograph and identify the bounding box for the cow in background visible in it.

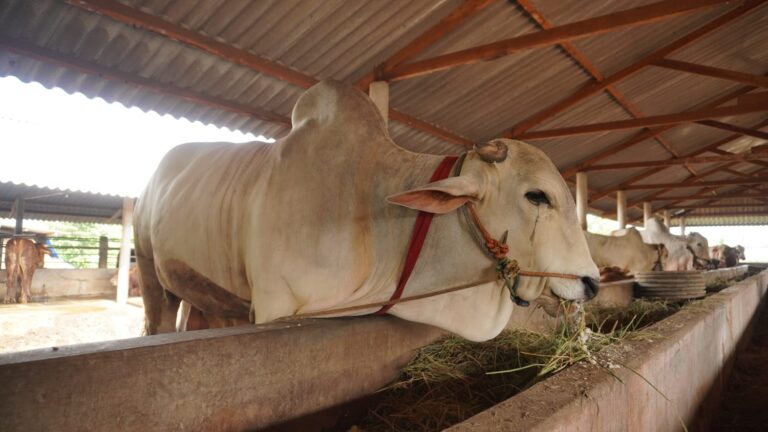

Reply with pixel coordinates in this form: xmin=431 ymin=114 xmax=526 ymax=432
xmin=109 ymin=265 xmax=141 ymax=297
xmin=710 ymin=245 xmax=745 ymax=268
xmin=3 ymin=238 xmax=51 ymax=304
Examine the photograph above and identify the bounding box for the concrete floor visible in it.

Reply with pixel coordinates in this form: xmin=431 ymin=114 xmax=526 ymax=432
xmin=0 ymin=298 xmax=144 ymax=354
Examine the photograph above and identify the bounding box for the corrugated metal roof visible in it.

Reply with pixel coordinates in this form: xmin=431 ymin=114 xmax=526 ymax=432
xmin=0 ymin=181 xmax=126 ymax=224
xmin=0 ymin=0 xmax=766 ymax=223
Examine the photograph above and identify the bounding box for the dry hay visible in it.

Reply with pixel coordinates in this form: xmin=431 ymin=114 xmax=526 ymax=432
xmin=350 ymin=300 xmax=676 ymax=432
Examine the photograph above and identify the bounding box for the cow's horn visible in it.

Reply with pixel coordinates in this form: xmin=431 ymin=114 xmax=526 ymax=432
xmin=474 ymin=140 xmax=508 ymax=163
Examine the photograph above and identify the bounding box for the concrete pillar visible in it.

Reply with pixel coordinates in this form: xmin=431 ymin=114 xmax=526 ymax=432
xmin=663 ymin=209 xmax=671 ymax=227
xmin=576 ymin=172 xmax=588 ymax=230
xmin=680 ymin=216 xmax=686 ymax=235
xmin=643 ymin=202 xmax=653 ymax=227
xmin=14 ymin=196 xmax=24 ymax=235
xmin=98 ymin=236 xmax=109 ymax=269
xmin=116 ymin=198 xmax=134 ymax=304
xmin=369 ymin=81 xmax=389 ymax=126
xmin=616 ymin=190 xmax=627 ymax=229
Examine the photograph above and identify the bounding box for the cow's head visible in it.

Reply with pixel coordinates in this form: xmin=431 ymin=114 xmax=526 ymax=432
xmin=35 ymin=243 xmax=52 ymax=261
xmin=686 ymin=232 xmax=710 ymax=259
xmin=735 ymin=245 xmax=746 ymax=260
xmin=388 ymin=139 xmax=600 ymax=316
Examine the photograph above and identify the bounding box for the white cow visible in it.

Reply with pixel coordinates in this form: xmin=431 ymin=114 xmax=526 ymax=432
xmin=585 ymin=228 xmax=667 ymax=275
xmin=134 ymin=80 xmax=599 ymax=342
xmin=615 ymin=218 xmax=711 ymax=271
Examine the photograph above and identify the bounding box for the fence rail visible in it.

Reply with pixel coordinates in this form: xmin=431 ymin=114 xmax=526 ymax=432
xmin=0 ymin=236 xmax=133 ymax=269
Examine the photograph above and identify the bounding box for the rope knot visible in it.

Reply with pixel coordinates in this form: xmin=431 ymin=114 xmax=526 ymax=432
xmin=485 ymin=239 xmax=509 ymax=260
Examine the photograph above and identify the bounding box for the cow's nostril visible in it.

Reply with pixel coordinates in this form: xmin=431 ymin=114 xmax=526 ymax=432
xmin=581 ymin=276 xmax=599 ymax=300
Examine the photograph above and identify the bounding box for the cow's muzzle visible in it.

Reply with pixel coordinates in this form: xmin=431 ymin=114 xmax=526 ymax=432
xmin=581 ymin=276 xmax=599 ymax=300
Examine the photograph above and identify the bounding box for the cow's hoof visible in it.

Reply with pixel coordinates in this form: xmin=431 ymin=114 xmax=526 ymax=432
xmin=3 ymin=298 xmax=16 ymax=304
xmin=19 ymin=297 xmax=28 ymax=304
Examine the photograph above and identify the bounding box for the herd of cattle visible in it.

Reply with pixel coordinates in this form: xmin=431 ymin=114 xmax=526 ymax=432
xmin=0 ymin=82 xmax=752 ymax=342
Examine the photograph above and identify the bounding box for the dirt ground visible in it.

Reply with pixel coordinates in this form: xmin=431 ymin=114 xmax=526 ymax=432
xmin=0 ymin=298 xmax=144 ymax=354
xmin=710 ymin=305 xmax=768 ymax=431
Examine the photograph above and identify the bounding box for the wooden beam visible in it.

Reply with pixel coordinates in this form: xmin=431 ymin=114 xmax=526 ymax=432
xmin=617 ymin=190 xmax=627 ymax=229
xmin=369 ymin=81 xmax=390 ymax=125
xmin=516 ymin=96 xmax=768 ymax=140
xmin=583 ymin=153 xmax=768 ymax=171
xmin=695 ymin=120 xmax=768 ymax=140
xmin=515 ymin=0 xmax=690 ymax=170
xmin=680 ymin=210 xmax=768 ymax=217
xmin=68 ymin=0 xmax=473 ymax=149
xmin=643 ymin=202 xmax=653 ymax=226
xmin=381 ymin=0 xmax=730 ymax=81
xmin=68 ymin=0 xmax=317 ymax=89
xmin=670 ymin=203 xmax=768 ymax=209
xmin=643 ymin=192 xmax=768 ymax=201
xmin=506 ymin=1 xmax=763 ymax=136
xmin=622 ymin=176 xmax=768 ymax=191
xmin=0 ymin=37 xmax=293 ymax=128
xmin=561 ymin=86 xmax=759 ymax=178
xmin=357 ymin=0 xmax=495 ymax=88
xmin=116 ymin=197 xmax=133 ymax=304
xmin=652 ymin=58 xmax=768 ymax=88
xmin=587 ymin=118 xmax=768 ymax=202
xmin=576 ymin=172 xmax=588 ymax=230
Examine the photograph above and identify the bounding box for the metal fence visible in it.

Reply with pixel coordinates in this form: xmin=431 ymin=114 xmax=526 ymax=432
xmin=0 ymin=236 xmax=133 ymax=269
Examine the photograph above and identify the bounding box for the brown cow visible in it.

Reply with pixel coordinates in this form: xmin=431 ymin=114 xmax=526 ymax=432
xmin=4 ymin=238 xmax=51 ymax=304
xmin=109 ymin=265 xmax=142 ymax=297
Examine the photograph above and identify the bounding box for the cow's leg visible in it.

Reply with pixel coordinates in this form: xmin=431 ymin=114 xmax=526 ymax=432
xmin=137 ymin=251 xmax=180 ymax=335
xmin=19 ymin=268 xmax=32 ymax=304
xmin=4 ymin=266 xmax=17 ymax=304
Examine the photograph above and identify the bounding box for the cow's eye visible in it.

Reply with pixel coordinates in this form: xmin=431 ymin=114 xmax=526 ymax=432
xmin=525 ymin=190 xmax=550 ymax=206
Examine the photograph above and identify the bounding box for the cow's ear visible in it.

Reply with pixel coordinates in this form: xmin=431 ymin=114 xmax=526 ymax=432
xmin=387 ymin=175 xmax=482 ymax=214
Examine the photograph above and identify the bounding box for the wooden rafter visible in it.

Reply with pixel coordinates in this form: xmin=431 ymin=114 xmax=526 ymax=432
xmin=357 ymin=0 xmax=495 ymax=89
xmin=515 ymin=0 xmax=692 ymax=174
xmin=695 ymin=120 xmax=768 ymax=140
xmin=670 ymin=203 xmax=768 ymax=209
xmin=516 ymin=96 xmax=768 ymax=140
xmin=651 ymin=58 xmax=768 ymax=88
xmin=583 ymin=153 xmax=768 ymax=172
xmin=678 ymin=210 xmax=768 ymax=216
xmin=649 ymin=192 xmax=768 ymax=201
xmin=381 ymin=0 xmax=731 ymax=81
xmin=561 ymin=86 xmax=759 ymax=178
xmin=66 ymin=0 xmax=471 ymax=148
xmin=506 ymin=1 xmax=763 ymax=136
xmin=0 ymin=37 xmax=292 ymax=128
xmin=621 ymin=176 xmax=768 ymax=191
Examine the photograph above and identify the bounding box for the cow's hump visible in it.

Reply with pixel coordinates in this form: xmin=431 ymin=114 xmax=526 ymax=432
xmin=290 ymin=80 xmax=388 ymax=140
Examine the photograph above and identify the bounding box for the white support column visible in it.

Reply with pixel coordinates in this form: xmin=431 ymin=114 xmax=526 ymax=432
xmin=576 ymin=172 xmax=588 ymax=231
xmin=116 ymin=198 xmax=134 ymax=304
xmin=643 ymin=202 xmax=653 ymax=227
xmin=680 ymin=216 xmax=687 ymax=235
xmin=663 ymin=209 xmax=671 ymax=227
xmin=369 ymin=81 xmax=389 ymax=126
xmin=616 ymin=190 xmax=627 ymax=229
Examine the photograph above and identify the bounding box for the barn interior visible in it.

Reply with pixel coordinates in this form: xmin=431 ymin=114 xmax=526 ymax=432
xmin=1 ymin=0 xmax=767 ymax=431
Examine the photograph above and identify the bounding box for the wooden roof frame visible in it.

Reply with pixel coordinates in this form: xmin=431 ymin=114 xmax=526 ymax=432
xmin=20 ymin=0 xmax=768 ymax=222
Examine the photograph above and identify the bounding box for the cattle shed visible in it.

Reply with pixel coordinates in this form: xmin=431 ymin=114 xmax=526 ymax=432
xmin=1 ymin=0 xmax=768 ymax=431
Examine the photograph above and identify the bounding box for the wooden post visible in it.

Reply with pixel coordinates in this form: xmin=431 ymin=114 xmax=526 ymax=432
xmin=576 ymin=172 xmax=588 ymax=230
xmin=98 ymin=236 xmax=109 ymax=269
xmin=116 ymin=198 xmax=134 ymax=304
xmin=643 ymin=202 xmax=653 ymax=226
xmin=14 ymin=196 xmax=24 ymax=235
xmin=663 ymin=209 xmax=671 ymax=227
xmin=617 ymin=190 xmax=627 ymax=229
xmin=680 ymin=216 xmax=687 ymax=235
xmin=369 ymin=81 xmax=389 ymax=126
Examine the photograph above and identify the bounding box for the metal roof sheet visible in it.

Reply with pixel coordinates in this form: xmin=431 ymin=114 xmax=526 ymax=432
xmin=0 ymin=0 xmax=766 ymax=224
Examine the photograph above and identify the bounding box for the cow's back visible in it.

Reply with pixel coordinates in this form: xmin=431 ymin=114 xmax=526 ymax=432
xmin=135 ymin=141 xmax=273 ymax=301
